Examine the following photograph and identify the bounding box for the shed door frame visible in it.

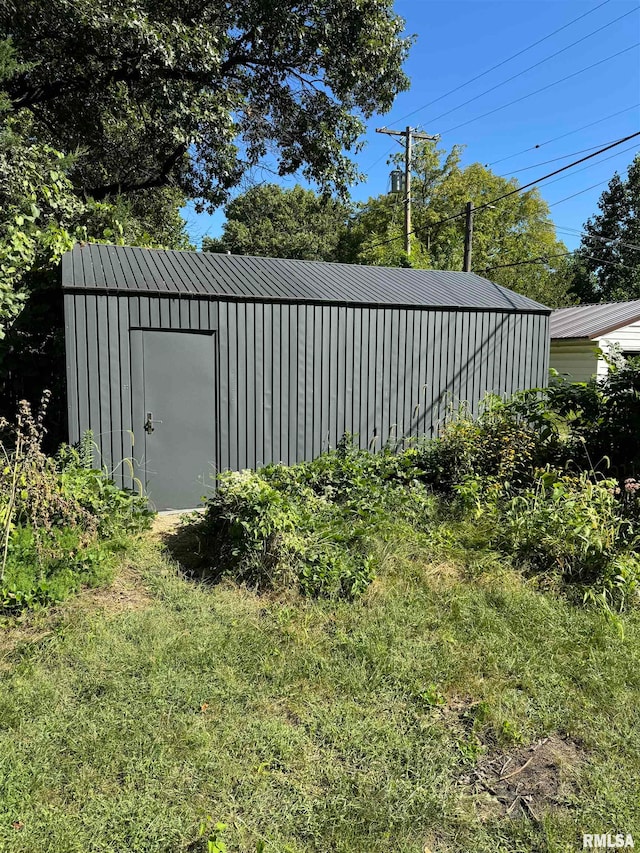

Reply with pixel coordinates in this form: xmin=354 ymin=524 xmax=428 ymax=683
xmin=130 ymin=327 xmax=219 ymax=507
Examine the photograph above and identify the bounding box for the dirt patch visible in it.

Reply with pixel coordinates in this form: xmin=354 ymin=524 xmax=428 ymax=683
xmin=0 ymin=566 xmax=153 ymax=666
xmin=468 ymin=734 xmax=583 ymax=822
xmin=152 ymin=510 xmax=203 ymax=537
xmin=74 ymin=565 xmax=152 ymax=615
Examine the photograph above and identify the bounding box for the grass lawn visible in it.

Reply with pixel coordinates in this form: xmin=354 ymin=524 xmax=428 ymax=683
xmin=0 ymin=526 xmax=639 ymax=852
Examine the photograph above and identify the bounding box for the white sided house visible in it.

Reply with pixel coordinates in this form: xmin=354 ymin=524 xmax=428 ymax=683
xmin=550 ymin=300 xmax=640 ymax=381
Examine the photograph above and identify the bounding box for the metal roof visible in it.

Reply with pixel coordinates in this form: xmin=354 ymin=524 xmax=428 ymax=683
xmin=550 ymin=300 xmax=640 ymax=339
xmin=62 ymin=243 xmax=549 ymax=313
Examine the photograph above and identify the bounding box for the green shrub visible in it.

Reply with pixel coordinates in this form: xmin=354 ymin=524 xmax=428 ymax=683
xmin=57 ymin=442 xmax=151 ymax=538
xmin=494 ymin=469 xmax=640 ymax=608
xmin=546 ymin=363 xmax=640 ymax=478
xmin=192 ymin=370 xmax=640 ymax=609
xmin=413 ymin=365 xmax=640 ymax=492
xmin=412 ymin=392 xmax=569 ymax=493
xmin=0 ymin=395 xmax=152 ymax=612
xmin=197 ymin=467 xmax=377 ymax=597
xmin=195 ymin=438 xmax=436 ymax=598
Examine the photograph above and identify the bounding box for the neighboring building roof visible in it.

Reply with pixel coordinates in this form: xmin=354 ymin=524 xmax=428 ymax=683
xmin=62 ymin=243 xmax=549 ymax=313
xmin=550 ymin=300 xmax=640 ymax=340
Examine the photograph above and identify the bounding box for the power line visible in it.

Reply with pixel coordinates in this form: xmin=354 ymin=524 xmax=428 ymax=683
xmin=365 ymin=131 xmax=640 ymax=250
xmin=439 ymin=42 xmax=640 ymax=136
xmin=498 ymin=137 xmax=635 ymax=178
xmin=486 ymin=103 xmax=640 ymax=168
xmin=362 ymin=2 xmax=628 ymax=176
xmin=534 ymin=140 xmax=640 ymax=191
xmin=472 ymin=132 xmax=640 ymax=213
xmin=370 ymin=91 xmax=639 ymax=181
xmin=579 ymin=253 xmax=638 ymax=271
xmin=539 ymin=219 xmax=640 ymax=252
xmin=476 ymin=251 xmax=573 ymax=272
xmin=414 ymin=6 xmax=638 ymax=129
xmin=477 ymin=250 xmax=637 ymax=274
xmin=363 ymin=145 xmax=398 ymax=174
xmin=389 ymin=0 xmax=613 ymax=126
xmin=548 ymin=178 xmax=618 ymax=207
xmin=553 ymin=226 xmax=640 ymax=252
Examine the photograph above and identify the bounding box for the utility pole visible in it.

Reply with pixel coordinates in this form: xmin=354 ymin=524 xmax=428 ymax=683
xmin=404 ymin=125 xmax=412 ymax=256
xmin=375 ymin=126 xmax=439 ymax=259
xmin=463 ymin=201 xmax=473 ymax=272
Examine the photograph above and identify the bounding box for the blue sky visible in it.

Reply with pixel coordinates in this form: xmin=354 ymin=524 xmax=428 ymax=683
xmin=183 ymin=0 xmax=640 ymax=251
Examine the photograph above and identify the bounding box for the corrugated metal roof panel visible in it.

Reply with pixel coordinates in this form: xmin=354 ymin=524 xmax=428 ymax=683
xmin=550 ymin=301 xmax=640 ymax=339
xmin=62 ymin=243 xmax=550 ymax=313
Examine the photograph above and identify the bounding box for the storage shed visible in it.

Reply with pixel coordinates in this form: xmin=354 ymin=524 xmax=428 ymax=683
xmin=63 ymin=244 xmax=550 ymax=510
xmin=550 ymin=300 xmax=640 ymax=382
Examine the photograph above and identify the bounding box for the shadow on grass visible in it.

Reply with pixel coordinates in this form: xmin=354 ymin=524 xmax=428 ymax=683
xmin=155 ymin=515 xmax=217 ymax=581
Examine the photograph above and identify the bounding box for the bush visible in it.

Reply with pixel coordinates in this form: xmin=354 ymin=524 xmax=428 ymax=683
xmin=468 ymin=468 xmax=640 ymax=610
xmin=497 ymin=471 xmax=628 ymax=576
xmin=411 ymin=392 xmax=568 ymax=494
xmin=57 ymin=441 xmax=151 ymax=538
xmin=189 ymin=368 xmax=640 ymax=609
xmin=196 ymin=468 xmax=374 ymax=597
xmin=0 ymin=395 xmax=152 ymax=612
xmin=546 ymin=363 xmax=640 ymax=479
xmin=413 ymin=365 xmax=640 ymax=494
xmin=195 ymin=438 xmax=435 ymax=598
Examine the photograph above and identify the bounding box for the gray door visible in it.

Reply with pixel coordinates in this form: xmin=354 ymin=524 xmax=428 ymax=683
xmin=132 ymin=330 xmax=217 ymax=511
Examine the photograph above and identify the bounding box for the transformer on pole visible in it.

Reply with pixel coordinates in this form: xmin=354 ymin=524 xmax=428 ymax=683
xmin=376 ymin=126 xmax=439 ymax=259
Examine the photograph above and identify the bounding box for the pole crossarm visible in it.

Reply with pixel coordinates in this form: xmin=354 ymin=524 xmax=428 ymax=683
xmin=375 ymin=127 xmax=439 ymax=140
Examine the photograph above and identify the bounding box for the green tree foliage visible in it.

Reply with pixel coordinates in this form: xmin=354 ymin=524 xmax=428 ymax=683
xmin=0 ymin=132 xmax=80 ymax=334
xmin=570 ymin=156 xmax=640 ymax=303
xmin=1 ymin=0 xmax=411 ymax=339
xmin=0 ymin=1 xmax=410 ymax=435
xmin=202 ymin=184 xmax=351 ymax=261
xmin=0 ymin=119 xmax=193 ymax=339
xmin=0 ymin=36 xmax=193 ymax=338
xmin=2 ymin=0 xmax=410 ymax=210
xmin=344 ymin=142 xmax=573 ymax=307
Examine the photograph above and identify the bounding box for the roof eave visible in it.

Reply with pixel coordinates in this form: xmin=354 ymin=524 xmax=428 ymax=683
xmin=61 ymin=284 xmax=552 ymax=315
xmin=591 ymin=314 xmax=640 ymax=339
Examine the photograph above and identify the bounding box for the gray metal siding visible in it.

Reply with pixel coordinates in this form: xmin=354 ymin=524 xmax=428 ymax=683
xmin=64 ymin=292 xmax=549 ymax=493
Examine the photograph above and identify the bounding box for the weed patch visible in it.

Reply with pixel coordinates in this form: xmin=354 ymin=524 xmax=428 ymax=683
xmin=182 ymin=374 xmax=640 ymax=613
xmin=0 ymin=396 xmax=152 ymax=612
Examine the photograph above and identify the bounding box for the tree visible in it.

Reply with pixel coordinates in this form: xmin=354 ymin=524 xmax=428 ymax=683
xmin=0 ymin=119 xmax=193 ymax=337
xmin=342 ymin=142 xmax=574 ymax=307
xmin=2 ymin=0 xmax=411 ymax=210
xmin=202 ymin=184 xmax=351 ymax=260
xmin=0 ymin=37 xmax=194 ymax=334
xmin=570 ymin=156 xmax=640 ymax=303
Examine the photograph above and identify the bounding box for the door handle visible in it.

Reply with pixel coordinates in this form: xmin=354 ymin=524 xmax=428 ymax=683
xmin=144 ymin=412 xmax=163 ymax=434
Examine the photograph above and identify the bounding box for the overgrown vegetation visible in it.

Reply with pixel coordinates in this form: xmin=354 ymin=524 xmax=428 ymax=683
xmin=0 ymin=394 xmax=151 ymax=611
xmin=193 ymin=365 xmax=640 ymax=612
